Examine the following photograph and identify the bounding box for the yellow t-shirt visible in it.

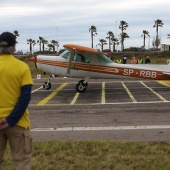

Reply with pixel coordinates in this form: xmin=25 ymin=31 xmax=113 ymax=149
xmin=0 ymin=54 xmax=33 ymax=129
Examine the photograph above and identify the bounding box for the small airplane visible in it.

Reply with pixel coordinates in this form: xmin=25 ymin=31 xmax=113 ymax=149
xmin=30 ymin=44 xmax=170 ymax=93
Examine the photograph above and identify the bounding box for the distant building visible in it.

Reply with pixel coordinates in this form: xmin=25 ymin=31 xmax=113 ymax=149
xmin=161 ymin=44 xmax=170 ymax=51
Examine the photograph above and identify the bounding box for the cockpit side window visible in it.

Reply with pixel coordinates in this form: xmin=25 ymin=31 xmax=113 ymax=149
xmin=72 ymin=53 xmax=91 ymax=63
xmin=72 ymin=53 xmax=80 ymax=62
xmin=60 ymin=50 xmax=91 ymax=63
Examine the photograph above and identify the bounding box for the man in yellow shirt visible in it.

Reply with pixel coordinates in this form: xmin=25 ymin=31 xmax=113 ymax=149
xmin=0 ymin=32 xmax=33 ymax=170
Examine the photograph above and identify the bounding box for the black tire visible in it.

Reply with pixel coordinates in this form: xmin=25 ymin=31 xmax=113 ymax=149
xmin=43 ymin=81 xmax=51 ymax=90
xmin=78 ymin=80 xmax=88 ymax=87
xmin=75 ymin=80 xmax=88 ymax=93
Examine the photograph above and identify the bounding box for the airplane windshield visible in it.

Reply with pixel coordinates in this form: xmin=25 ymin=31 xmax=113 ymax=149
xmin=60 ymin=50 xmax=70 ymax=59
xmin=97 ymin=53 xmax=113 ymax=63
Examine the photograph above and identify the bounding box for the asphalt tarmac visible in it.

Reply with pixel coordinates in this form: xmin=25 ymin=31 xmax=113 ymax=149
xmin=29 ymin=77 xmax=170 ymax=142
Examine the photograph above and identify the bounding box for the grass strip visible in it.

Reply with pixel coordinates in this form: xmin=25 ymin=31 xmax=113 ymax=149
xmin=2 ymin=141 xmax=170 ymax=170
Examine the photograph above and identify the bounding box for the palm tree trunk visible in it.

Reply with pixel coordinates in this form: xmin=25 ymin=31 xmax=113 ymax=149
xmin=30 ymin=44 xmax=32 ymax=53
xmin=39 ymin=42 xmax=41 ymax=51
xmin=144 ymin=35 xmax=146 ymax=47
xmin=109 ymin=38 xmax=111 ymax=50
xmin=156 ymin=23 xmax=159 ymax=49
xmin=91 ymin=32 xmax=93 ymax=48
xmin=43 ymin=44 xmax=45 ymax=51
xmin=121 ymin=32 xmax=123 ymax=51
xmin=113 ymin=43 xmax=115 ymax=52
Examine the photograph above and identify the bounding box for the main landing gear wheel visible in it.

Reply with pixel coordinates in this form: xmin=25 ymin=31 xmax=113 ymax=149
xmin=76 ymin=80 xmax=88 ymax=93
xmin=43 ymin=81 xmax=51 ymax=90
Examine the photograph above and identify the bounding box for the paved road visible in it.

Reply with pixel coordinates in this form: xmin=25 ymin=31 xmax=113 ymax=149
xmin=29 ymin=78 xmax=170 ymax=142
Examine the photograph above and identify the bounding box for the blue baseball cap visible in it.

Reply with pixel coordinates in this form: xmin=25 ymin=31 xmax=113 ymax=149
xmin=0 ymin=32 xmax=18 ymax=47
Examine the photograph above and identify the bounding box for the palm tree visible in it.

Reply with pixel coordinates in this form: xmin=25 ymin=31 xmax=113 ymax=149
xmin=110 ymin=36 xmax=119 ymax=52
xmin=119 ymin=20 xmax=128 ymax=51
xmin=27 ymin=39 xmax=36 ymax=53
xmin=13 ymin=30 xmax=19 ymax=38
xmin=98 ymin=39 xmax=107 ymax=51
xmin=141 ymin=30 xmax=149 ymax=48
xmin=47 ymin=44 xmax=53 ymax=51
xmin=42 ymin=39 xmax=48 ymax=51
xmin=37 ymin=36 xmax=44 ymax=51
xmin=119 ymin=32 xmax=129 ymax=51
xmin=167 ymin=34 xmax=170 ymax=39
xmin=152 ymin=37 xmax=161 ymax=49
xmin=106 ymin=31 xmax=114 ymax=50
xmin=153 ymin=19 xmax=164 ymax=49
xmin=32 ymin=41 xmax=36 ymax=53
xmin=51 ymin=40 xmax=59 ymax=52
xmin=89 ymin=25 xmax=97 ymax=48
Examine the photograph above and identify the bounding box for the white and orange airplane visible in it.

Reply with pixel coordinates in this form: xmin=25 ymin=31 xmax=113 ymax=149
xmin=30 ymin=44 xmax=170 ymax=93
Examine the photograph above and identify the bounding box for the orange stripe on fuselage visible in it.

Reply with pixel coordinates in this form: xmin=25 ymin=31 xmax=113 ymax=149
xmin=37 ymin=59 xmax=170 ymax=80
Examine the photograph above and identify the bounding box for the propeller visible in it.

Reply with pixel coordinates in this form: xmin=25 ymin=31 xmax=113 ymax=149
xmin=30 ymin=56 xmax=37 ymax=69
xmin=30 ymin=56 xmax=47 ymax=75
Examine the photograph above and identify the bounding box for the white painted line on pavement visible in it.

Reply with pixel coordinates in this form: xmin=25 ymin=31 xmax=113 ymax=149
xmin=31 ymin=86 xmax=43 ymax=93
xmin=31 ymin=125 xmax=170 ymax=132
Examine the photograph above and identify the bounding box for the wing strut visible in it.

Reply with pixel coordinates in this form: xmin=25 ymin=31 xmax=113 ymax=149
xmin=66 ymin=50 xmax=75 ymax=74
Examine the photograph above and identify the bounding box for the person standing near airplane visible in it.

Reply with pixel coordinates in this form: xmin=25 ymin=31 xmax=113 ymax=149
xmin=116 ymin=58 xmax=122 ymax=64
xmin=131 ymin=57 xmax=137 ymax=64
xmin=137 ymin=56 xmax=143 ymax=64
xmin=0 ymin=32 xmax=33 ymax=170
xmin=122 ymin=55 xmax=127 ymax=64
xmin=145 ymin=56 xmax=151 ymax=64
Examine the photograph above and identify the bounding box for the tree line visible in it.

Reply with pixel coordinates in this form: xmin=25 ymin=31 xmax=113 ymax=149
xmin=12 ymin=19 xmax=170 ymax=53
xmin=13 ymin=30 xmax=59 ymax=53
xmin=90 ymin=19 xmax=169 ymax=52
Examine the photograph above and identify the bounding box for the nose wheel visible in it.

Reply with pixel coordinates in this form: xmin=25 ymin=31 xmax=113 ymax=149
xmin=76 ymin=80 xmax=88 ymax=93
xmin=43 ymin=75 xmax=55 ymax=90
xmin=43 ymin=81 xmax=51 ymax=90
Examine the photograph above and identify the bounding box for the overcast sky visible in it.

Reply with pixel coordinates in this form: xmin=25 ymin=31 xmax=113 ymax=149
xmin=0 ymin=0 xmax=170 ymax=52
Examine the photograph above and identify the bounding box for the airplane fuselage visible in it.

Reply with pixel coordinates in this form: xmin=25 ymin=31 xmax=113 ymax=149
xmin=35 ymin=54 xmax=170 ymax=80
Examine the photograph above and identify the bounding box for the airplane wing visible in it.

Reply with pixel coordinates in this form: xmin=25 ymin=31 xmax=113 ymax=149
xmin=63 ymin=44 xmax=98 ymax=53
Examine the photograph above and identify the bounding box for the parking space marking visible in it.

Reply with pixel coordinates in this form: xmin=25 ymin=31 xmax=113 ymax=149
xmin=121 ymin=82 xmax=137 ymax=103
xmin=37 ymin=83 xmax=68 ymax=106
xmin=30 ymin=81 xmax=170 ymax=106
xmin=31 ymin=125 xmax=170 ymax=132
xmin=70 ymin=93 xmax=80 ymax=105
xmin=140 ymin=81 xmax=167 ymax=101
xmin=158 ymin=81 xmax=170 ymax=87
xmin=31 ymin=86 xmax=43 ymax=93
xmin=29 ymin=100 xmax=170 ymax=107
xmin=101 ymin=82 xmax=105 ymax=104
